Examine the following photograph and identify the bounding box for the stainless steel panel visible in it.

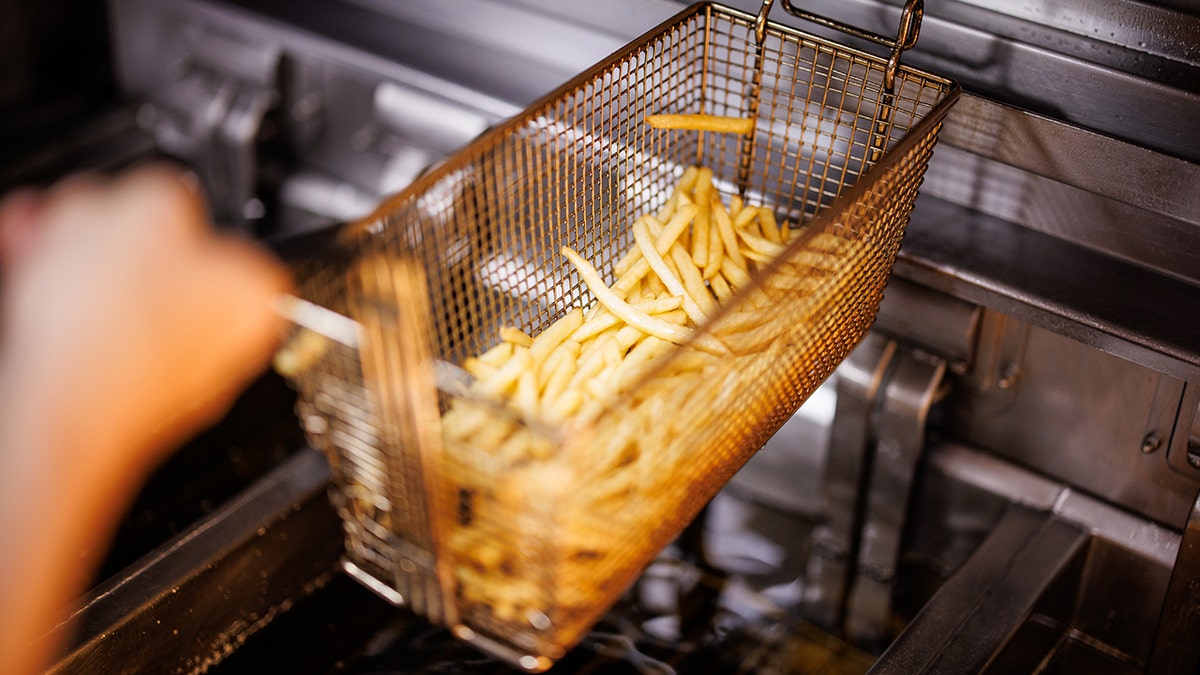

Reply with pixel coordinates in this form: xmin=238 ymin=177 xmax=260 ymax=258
xmin=48 ymin=450 xmax=342 ymax=674
xmin=897 ymin=444 xmax=1176 ymax=667
xmin=847 ymin=352 xmax=946 ymax=647
xmin=928 ymin=95 xmax=1200 ymax=287
xmin=870 ymin=507 xmax=1092 ymax=675
xmin=927 ymin=444 xmax=1180 ymax=569
xmin=949 ymin=315 xmax=1199 ymax=529
xmin=805 ymin=335 xmax=897 ymax=630
xmin=896 ymin=195 xmax=1200 ymax=385
xmin=875 ymin=277 xmax=981 ymax=368
xmin=1148 ymin=487 xmax=1200 ymax=674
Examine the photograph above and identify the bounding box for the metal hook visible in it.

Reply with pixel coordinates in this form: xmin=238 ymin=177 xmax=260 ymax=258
xmin=755 ymin=0 xmax=777 ymax=45
xmin=885 ymin=0 xmax=924 ymax=91
xmin=770 ymin=0 xmax=926 ymax=91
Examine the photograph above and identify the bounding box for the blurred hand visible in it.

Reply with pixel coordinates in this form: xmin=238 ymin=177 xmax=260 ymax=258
xmin=0 ymin=165 xmax=292 ymax=674
xmin=0 ymin=165 xmax=292 ymax=477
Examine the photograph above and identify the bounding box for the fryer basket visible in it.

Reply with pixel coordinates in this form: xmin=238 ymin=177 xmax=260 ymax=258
xmin=282 ymin=2 xmax=958 ymax=670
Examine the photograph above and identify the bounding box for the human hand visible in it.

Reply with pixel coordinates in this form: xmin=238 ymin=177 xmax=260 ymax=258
xmin=0 ymin=165 xmax=292 ymax=675
xmin=0 ymin=165 xmax=292 ymax=482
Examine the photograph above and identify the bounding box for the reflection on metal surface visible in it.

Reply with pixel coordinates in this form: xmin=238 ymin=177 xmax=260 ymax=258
xmin=806 ymin=335 xmax=897 ymax=630
xmin=896 ymin=196 xmax=1200 ymax=385
xmin=847 ymin=351 xmax=946 ymax=647
xmin=871 ymin=507 xmax=1094 ymax=674
xmin=1149 ymin=488 xmax=1200 ymax=674
xmin=49 ymin=450 xmax=343 ymax=675
xmin=927 ymin=95 xmax=1200 ymax=287
xmin=950 ymin=318 xmax=1199 ymax=530
xmin=881 ymin=441 xmax=1184 ymax=673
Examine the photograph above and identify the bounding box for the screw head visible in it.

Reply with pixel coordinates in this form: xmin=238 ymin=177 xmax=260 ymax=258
xmin=1141 ymin=432 xmax=1162 ymax=454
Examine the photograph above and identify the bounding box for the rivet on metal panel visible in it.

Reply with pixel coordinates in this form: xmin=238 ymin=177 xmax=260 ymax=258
xmin=1141 ymin=432 xmax=1163 ymax=454
xmin=996 ymin=363 xmax=1021 ymax=390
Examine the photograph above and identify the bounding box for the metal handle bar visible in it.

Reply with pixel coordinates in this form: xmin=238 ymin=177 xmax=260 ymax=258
xmin=754 ymin=0 xmax=924 ymax=90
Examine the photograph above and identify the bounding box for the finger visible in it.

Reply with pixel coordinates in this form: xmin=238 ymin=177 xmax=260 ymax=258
xmin=0 ymin=189 xmax=45 ymax=270
xmin=107 ymin=163 xmax=210 ymax=240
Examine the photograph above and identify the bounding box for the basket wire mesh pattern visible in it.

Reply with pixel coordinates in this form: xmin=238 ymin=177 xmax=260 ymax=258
xmin=285 ymin=2 xmax=958 ymax=670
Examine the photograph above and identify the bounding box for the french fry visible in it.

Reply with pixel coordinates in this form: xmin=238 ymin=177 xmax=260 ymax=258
xmin=668 ymin=245 xmax=716 ymax=318
xmin=736 ymin=226 xmax=787 ymax=258
xmin=645 ymin=113 xmax=755 ymax=135
xmin=632 ymin=217 xmax=706 ymax=325
xmin=436 ymin=161 xmax=859 ymax=634
xmin=758 ymin=207 xmax=783 ymax=244
xmin=710 ymin=195 xmax=746 ymax=271
xmin=703 ymin=213 xmax=724 ymax=280
xmin=529 ymin=307 xmax=584 ymax=366
xmin=500 ymin=326 xmax=533 ymax=347
xmin=562 ymin=246 xmax=724 ymax=353
xmin=475 ymin=347 xmax=531 ymax=398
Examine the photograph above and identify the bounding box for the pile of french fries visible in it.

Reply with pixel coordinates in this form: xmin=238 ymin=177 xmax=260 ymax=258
xmin=438 ymin=163 xmax=859 ymax=640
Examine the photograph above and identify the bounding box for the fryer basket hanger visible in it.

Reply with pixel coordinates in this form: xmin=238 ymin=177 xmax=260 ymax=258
xmin=754 ymin=0 xmax=924 ymax=92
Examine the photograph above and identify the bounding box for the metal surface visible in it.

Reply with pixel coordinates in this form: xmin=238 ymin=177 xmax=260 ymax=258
xmin=48 ymin=450 xmax=343 ymax=675
xmin=949 ymin=313 xmax=1199 ymax=530
xmin=901 ymin=443 xmax=1182 ymax=671
xmin=1166 ymin=383 xmax=1200 ymax=479
xmin=927 ymin=443 xmax=1181 ymax=569
xmin=806 ymin=334 xmax=897 ymax=630
xmin=870 ymin=506 xmax=1092 ymax=675
xmin=928 ymin=94 xmax=1200 ymax=288
xmin=896 ymin=195 xmax=1200 ymax=386
xmin=110 ymin=0 xmax=522 ymax=230
xmin=1149 ymin=487 xmax=1200 ymax=674
xmin=846 ymin=350 xmax=945 ymax=646
xmin=873 ymin=277 xmax=980 ymax=368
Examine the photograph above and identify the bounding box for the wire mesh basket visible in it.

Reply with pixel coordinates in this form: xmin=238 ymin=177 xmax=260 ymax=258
xmin=281 ymin=1 xmax=958 ymax=670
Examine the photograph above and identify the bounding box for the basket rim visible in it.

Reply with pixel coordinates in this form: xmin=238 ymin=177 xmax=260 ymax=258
xmin=347 ymin=1 xmax=960 ymax=239
xmin=320 ymin=0 xmax=963 ymax=440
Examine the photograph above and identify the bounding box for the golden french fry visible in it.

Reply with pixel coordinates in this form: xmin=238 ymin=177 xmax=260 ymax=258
xmin=710 ymin=195 xmax=746 ymax=270
xmin=500 ymin=326 xmax=534 ymax=347
xmin=729 ymin=194 xmax=744 ymax=219
xmin=478 ymin=341 xmax=515 ymax=367
xmin=703 ymin=214 xmax=723 ymax=280
xmin=537 ymin=344 xmax=571 ymax=390
xmin=668 ymin=245 xmax=716 ymax=318
xmin=645 ymin=114 xmax=755 ymax=135
xmin=562 ymin=246 xmax=723 ymax=352
xmin=721 ymin=255 xmax=753 ymax=288
xmin=476 ymin=347 xmax=531 ymax=398
xmin=758 ymin=207 xmax=782 ymax=244
xmin=529 ymin=308 xmax=584 ymax=366
xmin=733 ymin=204 xmax=759 ymax=231
xmin=632 ymin=217 xmax=707 ymax=325
xmin=513 ymin=369 xmax=539 ymax=418
xmin=691 ymin=207 xmax=710 ymax=268
xmin=736 ymin=227 xmax=787 ymax=258
xmin=709 ymin=272 xmax=733 ymax=301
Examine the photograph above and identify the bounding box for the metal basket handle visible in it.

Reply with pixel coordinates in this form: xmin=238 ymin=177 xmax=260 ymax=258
xmin=754 ymin=0 xmax=924 ymax=91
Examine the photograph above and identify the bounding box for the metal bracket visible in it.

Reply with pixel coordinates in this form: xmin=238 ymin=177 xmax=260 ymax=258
xmin=1149 ymin=485 xmax=1200 ymax=673
xmin=803 ymin=334 xmax=947 ymax=647
xmin=805 ymin=333 xmax=898 ymax=629
xmin=846 ymin=350 xmax=946 ymax=648
xmin=136 ymin=25 xmax=282 ymax=229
